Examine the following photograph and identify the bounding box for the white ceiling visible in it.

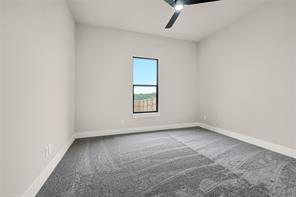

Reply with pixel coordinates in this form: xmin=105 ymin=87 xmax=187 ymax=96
xmin=68 ymin=0 xmax=270 ymax=42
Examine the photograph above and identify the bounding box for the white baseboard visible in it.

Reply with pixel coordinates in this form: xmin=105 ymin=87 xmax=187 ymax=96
xmin=74 ymin=122 xmax=201 ymax=139
xmin=22 ymin=137 xmax=75 ymax=197
xmin=199 ymin=123 xmax=296 ymax=159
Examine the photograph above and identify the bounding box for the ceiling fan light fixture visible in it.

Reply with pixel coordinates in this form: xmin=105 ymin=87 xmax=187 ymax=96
xmin=174 ymin=4 xmax=183 ymax=11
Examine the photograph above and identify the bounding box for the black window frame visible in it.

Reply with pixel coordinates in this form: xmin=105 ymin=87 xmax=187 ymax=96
xmin=132 ymin=56 xmax=159 ymax=114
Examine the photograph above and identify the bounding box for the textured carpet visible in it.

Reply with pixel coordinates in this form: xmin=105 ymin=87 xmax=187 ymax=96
xmin=37 ymin=127 xmax=296 ymax=197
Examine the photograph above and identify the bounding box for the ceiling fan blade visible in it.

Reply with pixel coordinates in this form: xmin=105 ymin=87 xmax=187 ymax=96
xmin=184 ymin=0 xmax=220 ymax=5
xmin=165 ymin=11 xmax=181 ymax=29
xmin=163 ymin=0 xmax=176 ymax=7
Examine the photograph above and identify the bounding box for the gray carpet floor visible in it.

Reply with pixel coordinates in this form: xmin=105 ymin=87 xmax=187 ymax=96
xmin=37 ymin=127 xmax=296 ymax=197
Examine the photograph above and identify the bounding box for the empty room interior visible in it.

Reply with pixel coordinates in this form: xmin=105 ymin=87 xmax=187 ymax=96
xmin=0 ymin=0 xmax=296 ymax=196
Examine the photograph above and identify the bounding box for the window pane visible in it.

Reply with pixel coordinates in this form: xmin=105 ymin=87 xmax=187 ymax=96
xmin=133 ymin=58 xmax=157 ymax=85
xmin=134 ymin=86 xmax=157 ymax=112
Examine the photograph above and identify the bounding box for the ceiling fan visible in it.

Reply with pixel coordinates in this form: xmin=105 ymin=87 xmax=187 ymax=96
xmin=164 ymin=0 xmax=221 ymax=29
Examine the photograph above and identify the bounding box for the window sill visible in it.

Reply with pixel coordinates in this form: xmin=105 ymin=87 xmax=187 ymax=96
xmin=132 ymin=113 xmax=160 ymax=119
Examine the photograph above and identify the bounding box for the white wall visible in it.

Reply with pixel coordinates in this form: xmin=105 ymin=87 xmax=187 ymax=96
xmin=0 ymin=0 xmax=3 ymax=195
xmin=76 ymin=25 xmax=199 ymax=132
xmin=2 ymin=0 xmax=75 ymax=196
xmin=197 ymin=0 xmax=296 ymax=149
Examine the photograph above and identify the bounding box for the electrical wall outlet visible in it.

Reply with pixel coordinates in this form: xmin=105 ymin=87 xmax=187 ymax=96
xmin=45 ymin=144 xmax=52 ymax=158
xmin=48 ymin=144 xmax=52 ymax=154
xmin=203 ymin=115 xmax=207 ymax=120
xmin=45 ymin=146 xmax=49 ymax=158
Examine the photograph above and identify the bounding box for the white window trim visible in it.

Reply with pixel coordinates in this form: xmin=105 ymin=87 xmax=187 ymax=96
xmin=132 ymin=112 xmax=160 ymax=119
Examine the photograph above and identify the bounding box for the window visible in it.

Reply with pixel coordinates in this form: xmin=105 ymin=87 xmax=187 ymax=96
xmin=133 ymin=57 xmax=158 ymax=114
